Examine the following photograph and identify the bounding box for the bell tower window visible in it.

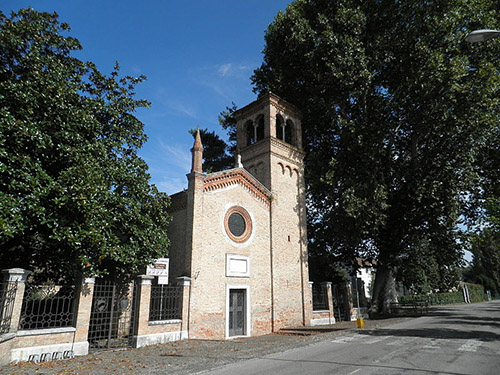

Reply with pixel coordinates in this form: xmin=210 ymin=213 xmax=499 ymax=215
xmin=276 ymin=115 xmax=294 ymax=146
xmin=246 ymin=116 xmax=265 ymax=146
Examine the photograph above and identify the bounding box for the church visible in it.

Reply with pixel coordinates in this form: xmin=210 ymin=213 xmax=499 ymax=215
xmin=167 ymin=92 xmax=313 ymax=339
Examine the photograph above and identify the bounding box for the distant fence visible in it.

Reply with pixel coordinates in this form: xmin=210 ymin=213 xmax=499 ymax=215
xmin=0 ymin=281 xmax=18 ymax=334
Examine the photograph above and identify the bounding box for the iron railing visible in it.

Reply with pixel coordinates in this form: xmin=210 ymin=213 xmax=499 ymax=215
xmin=312 ymin=284 xmax=329 ymax=311
xmin=19 ymin=284 xmax=76 ymax=330
xmin=0 ymin=281 xmax=18 ymax=334
xmin=149 ymin=285 xmax=182 ymax=321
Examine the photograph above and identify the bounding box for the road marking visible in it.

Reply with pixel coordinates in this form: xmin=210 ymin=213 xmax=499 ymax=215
xmin=422 ymin=344 xmax=440 ymax=350
xmin=386 ymin=336 xmax=418 ymax=346
xmin=348 ymin=369 xmax=362 ymax=375
xmin=363 ymin=336 xmax=390 ymax=344
xmin=331 ymin=335 xmax=357 ymax=344
xmin=458 ymin=340 xmax=482 ymax=352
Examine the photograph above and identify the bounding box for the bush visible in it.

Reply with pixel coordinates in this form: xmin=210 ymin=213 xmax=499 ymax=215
xmin=464 ymin=283 xmax=486 ymax=303
xmin=398 ymin=283 xmax=487 ymax=306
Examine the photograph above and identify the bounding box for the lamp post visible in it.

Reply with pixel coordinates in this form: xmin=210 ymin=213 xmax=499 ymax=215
xmin=465 ymin=29 xmax=500 ymax=43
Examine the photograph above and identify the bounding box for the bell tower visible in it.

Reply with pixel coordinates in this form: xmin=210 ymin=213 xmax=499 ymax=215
xmin=233 ymin=92 xmax=311 ymax=329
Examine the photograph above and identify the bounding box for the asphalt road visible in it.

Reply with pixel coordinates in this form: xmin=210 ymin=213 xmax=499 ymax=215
xmin=204 ymin=301 xmax=500 ymax=375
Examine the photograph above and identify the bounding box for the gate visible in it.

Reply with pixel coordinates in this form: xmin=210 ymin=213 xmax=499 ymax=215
xmin=332 ymin=283 xmax=349 ymax=322
xmin=88 ymin=280 xmax=138 ymax=350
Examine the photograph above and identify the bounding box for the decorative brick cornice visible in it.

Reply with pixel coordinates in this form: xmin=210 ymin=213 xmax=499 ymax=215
xmin=270 ymin=137 xmax=305 ymax=159
xmin=203 ymin=168 xmax=271 ymax=206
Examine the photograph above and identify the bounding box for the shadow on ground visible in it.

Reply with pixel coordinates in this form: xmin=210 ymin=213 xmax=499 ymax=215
xmin=361 ymin=327 xmax=500 ymax=341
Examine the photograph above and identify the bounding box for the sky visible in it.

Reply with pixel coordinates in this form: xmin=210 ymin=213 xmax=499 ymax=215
xmin=1 ymin=0 xmax=292 ymax=194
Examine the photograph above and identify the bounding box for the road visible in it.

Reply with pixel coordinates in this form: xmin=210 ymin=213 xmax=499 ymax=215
xmin=204 ymin=301 xmax=500 ymax=375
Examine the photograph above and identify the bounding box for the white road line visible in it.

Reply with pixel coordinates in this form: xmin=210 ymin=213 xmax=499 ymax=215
xmin=348 ymin=369 xmax=362 ymax=375
xmin=386 ymin=336 xmax=418 ymax=346
xmin=331 ymin=336 xmax=357 ymax=344
xmin=422 ymin=344 xmax=440 ymax=349
xmin=363 ymin=336 xmax=390 ymax=344
xmin=458 ymin=340 xmax=482 ymax=352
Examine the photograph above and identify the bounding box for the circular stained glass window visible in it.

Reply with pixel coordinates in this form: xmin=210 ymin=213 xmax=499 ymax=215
xmin=224 ymin=206 xmax=252 ymax=243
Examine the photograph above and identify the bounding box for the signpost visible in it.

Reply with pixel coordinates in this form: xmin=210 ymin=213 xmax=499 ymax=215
xmin=146 ymin=258 xmax=169 ymax=285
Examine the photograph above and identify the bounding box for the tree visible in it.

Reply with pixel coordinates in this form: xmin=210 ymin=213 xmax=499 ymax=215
xmin=251 ymin=0 xmax=500 ymax=312
xmin=466 ymin=228 xmax=500 ymax=294
xmin=0 ymin=9 xmax=171 ymax=282
xmin=188 ymin=128 xmax=233 ymax=172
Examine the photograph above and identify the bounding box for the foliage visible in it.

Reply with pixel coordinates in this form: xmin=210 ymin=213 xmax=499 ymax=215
xmin=188 ymin=128 xmax=233 ymax=173
xmin=466 ymin=228 xmax=500 ymax=293
xmin=399 ymin=292 xmax=464 ymax=306
xmin=217 ymin=102 xmax=238 ymax=156
xmin=0 ymin=9 xmax=170 ymax=282
xmin=250 ymin=0 xmax=500 ymax=312
xmin=466 ymin=282 xmax=486 ymax=303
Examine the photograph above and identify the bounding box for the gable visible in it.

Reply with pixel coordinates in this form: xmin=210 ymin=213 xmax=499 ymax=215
xmin=203 ymin=168 xmax=271 ymax=207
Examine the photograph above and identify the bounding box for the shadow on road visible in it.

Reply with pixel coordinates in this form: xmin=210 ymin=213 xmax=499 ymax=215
xmin=262 ymin=357 xmax=466 ymax=375
xmin=361 ymin=327 xmax=500 ymax=341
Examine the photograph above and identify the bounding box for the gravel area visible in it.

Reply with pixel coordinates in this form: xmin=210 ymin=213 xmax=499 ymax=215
xmin=0 ymin=317 xmax=413 ymax=375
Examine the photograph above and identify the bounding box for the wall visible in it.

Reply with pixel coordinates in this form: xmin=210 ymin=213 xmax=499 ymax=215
xmin=188 ymin=180 xmax=273 ymax=339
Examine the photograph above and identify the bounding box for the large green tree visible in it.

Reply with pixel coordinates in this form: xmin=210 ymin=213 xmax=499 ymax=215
xmin=251 ymin=0 xmax=500 ymax=312
xmin=0 ymin=9 xmax=170 ymax=282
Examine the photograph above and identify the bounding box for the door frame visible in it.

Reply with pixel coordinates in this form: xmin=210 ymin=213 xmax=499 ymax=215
xmin=226 ymin=284 xmax=250 ymax=339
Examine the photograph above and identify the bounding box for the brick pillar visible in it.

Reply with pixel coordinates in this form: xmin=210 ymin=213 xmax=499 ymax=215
xmin=73 ymin=277 xmax=95 ymax=348
xmin=321 ymin=281 xmax=335 ymax=324
xmin=134 ymin=275 xmax=154 ymax=345
xmin=2 ymin=268 xmax=31 ymax=334
xmin=176 ymin=276 xmax=191 ymax=339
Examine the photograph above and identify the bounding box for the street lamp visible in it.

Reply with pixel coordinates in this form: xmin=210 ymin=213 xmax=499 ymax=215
xmin=465 ymin=29 xmax=500 ymax=43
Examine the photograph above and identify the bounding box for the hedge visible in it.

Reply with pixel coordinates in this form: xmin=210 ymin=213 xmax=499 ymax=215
xmin=398 ymin=283 xmax=486 ymax=306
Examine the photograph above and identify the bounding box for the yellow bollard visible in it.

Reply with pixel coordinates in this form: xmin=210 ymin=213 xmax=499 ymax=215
xmin=357 ymin=318 xmax=364 ymax=329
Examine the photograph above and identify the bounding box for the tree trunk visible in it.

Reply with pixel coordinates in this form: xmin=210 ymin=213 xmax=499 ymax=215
xmin=370 ymin=263 xmax=398 ymax=315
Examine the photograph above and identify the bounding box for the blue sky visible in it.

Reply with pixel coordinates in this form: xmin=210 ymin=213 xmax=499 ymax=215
xmin=1 ymin=0 xmax=292 ymax=194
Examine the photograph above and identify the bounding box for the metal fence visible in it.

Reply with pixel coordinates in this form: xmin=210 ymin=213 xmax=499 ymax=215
xmin=312 ymin=284 xmax=329 ymax=311
xmin=149 ymin=285 xmax=183 ymax=321
xmin=0 ymin=281 xmax=18 ymax=334
xmin=19 ymin=284 xmax=76 ymax=330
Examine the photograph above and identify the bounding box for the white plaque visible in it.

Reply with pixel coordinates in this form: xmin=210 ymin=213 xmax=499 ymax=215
xmin=230 ymin=259 xmax=248 ymax=274
xmin=146 ymin=258 xmax=169 ymax=283
xmin=226 ymin=254 xmax=250 ymax=277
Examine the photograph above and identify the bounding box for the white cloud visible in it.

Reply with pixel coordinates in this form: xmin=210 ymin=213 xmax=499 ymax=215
xmin=217 ymin=63 xmax=251 ymax=77
xmin=157 ymin=141 xmax=192 ymax=171
xmin=189 ymin=62 xmax=254 ymax=100
xmin=156 ymin=177 xmax=187 ymax=195
xmin=166 ymin=101 xmax=198 ymax=119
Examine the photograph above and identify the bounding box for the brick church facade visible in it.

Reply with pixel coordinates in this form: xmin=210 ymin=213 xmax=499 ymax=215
xmin=167 ymin=92 xmax=312 ymax=339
